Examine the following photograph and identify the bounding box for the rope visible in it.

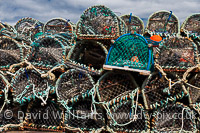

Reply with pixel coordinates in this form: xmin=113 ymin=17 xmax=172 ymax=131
xmin=182 ymin=63 xmax=200 ymax=82
xmin=154 ymin=63 xmax=175 ymax=83
xmin=0 ymin=123 xmax=23 ymax=132
xmin=0 ymin=85 xmax=10 ymax=114
xmin=179 ymin=107 xmax=187 ymax=133
xmin=41 ymin=65 xmax=64 ymax=81
xmin=32 ymin=82 xmax=51 ymax=105
xmin=63 ymin=125 xmax=84 ymax=133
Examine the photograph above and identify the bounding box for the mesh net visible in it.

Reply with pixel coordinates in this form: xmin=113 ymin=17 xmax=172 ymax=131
xmin=120 ymin=14 xmax=144 ymax=34
xmin=64 ymin=97 xmax=105 ymax=131
xmin=76 ymin=5 xmax=120 ymax=39
xmin=109 ymin=100 xmax=149 ymax=132
xmin=11 ymin=68 xmax=52 ymax=105
xmin=181 ymin=13 xmax=200 ymax=36
xmin=146 ymin=10 xmax=179 ymax=34
xmin=0 ymin=36 xmax=23 ymax=70
xmin=27 ymin=36 xmax=66 ymax=69
xmin=105 ymin=33 xmax=152 ymax=71
xmin=43 ymin=18 xmax=73 ymax=35
xmin=157 ymin=37 xmax=199 ymax=71
xmin=142 ymin=72 xmax=185 ymax=110
xmin=56 ymin=69 xmax=94 ymax=102
xmin=97 ymin=71 xmax=138 ymax=103
xmin=152 ymin=102 xmax=196 ymax=132
xmin=188 ymin=73 xmax=200 ymax=104
xmin=0 ymin=103 xmax=24 ymax=130
xmin=24 ymin=99 xmax=64 ymax=131
xmin=66 ymin=40 xmax=107 ymax=74
xmin=0 ymin=23 xmax=17 ymax=38
xmin=15 ymin=17 xmax=43 ymax=43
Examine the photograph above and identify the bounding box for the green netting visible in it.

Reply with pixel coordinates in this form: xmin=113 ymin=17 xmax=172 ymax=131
xmin=157 ymin=37 xmax=199 ymax=71
xmin=120 ymin=14 xmax=144 ymax=34
xmin=146 ymin=10 xmax=179 ymax=35
xmin=152 ymin=102 xmax=197 ymax=132
xmin=105 ymin=33 xmax=152 ymax=72
xmin=76 ymin=5 xmax=124 ymax=39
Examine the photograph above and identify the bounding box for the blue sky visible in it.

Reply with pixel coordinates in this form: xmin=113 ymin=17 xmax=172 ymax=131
xmin=0 ymin=0 xmax=199 ymax=26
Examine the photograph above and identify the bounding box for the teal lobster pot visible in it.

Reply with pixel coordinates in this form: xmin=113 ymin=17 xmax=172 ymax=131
xmin=103 ymin=33 xmax=153 ymax=75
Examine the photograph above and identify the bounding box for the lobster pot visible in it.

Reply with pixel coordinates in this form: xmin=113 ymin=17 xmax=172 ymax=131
xmin=142 ymin=72 xmax=186 ymax=110
xmin=63 ymin=96 xmax=105 ymax=132
xmin=11 ymin=68 xmax=52 ymax=105
xmin=43 ymin=18 xmax=75 ymax=45
xmin=97 ymin=71 xmax=138 ymax=104
xmin=43 ymin=18 xmax=73 ymax=34
xmin=15 ymin=17 xmax=43 ymax=44
xmin=0 ymin=36 xmax=23 ymax=71
xmin=108 ymin=99 xmax=150 ymax=132
xmin=76 ymin=5 xmax=123 ymax=39
xmin=152 ymin=102 xmax=197 ymax=132
xmin=66 ymin=40 xmax=108 ymax=75
xmin=0 ymin=73 xmax=9 ymax=103
xmin=188 ymin=73 xmax=200 ymax=105
xmin=0 ymin=23 xmax=17 ymax=38
xmin=181 ymin=13 xmax=200 ymax=38
xmin=0 ymin=103 xmax=25 ymax=131
xmin=120 ymin=14 xmax=144 ymax=34
xmin=23 ymin=99 xmax=64 ymax=132
xmin=104 ymin=33 xmax=153 ymax=75
xmin=56 ymin=69 xmax=94 ymax=102
xmin=27 ymin=36 xmax=66 ymax=70
xmin=157 ymin=37 xmax=199 ymax=72
xmin=146 ymin=10 xmax=179 ymax=35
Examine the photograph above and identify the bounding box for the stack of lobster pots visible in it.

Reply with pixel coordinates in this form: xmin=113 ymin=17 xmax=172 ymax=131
xmin=0 ymin=5 xmax=199 ymax=132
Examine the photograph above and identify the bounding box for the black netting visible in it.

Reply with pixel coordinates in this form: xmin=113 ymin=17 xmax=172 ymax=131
xmin=0 ymin=36 xmax=23 ymax=70
xmin=24 ymin=100 xmax=63 ymax=131
xmin=15 ymin=17 xmax=43 ymax=43
xmin=76 ymin=5 xmax=120 ymax=39
xmin=147 ymin=11 xmax=179 ymax=34
xmin=56 ymin=69 xmax=94 ymax=101
xmin=28 ymin=36 xmax=65 ymax=69
xmin=98 ymin=71 xmax=138 ymax=103
xmin=181 ymin=14 xmax=200 ymax=36
xmin=120 ymin=14 xmax=144 ymax=34
xmin=152 ymin=103 xmax=196 ymax=132
xmin=143 ymin=72 xmax=184 ymax=110
xmin=44 ymin=18 xmax=73 ymax=35
xmin=67 ymin=40 xmax=107 ymax=71
xmin=11 ymin=68 xmax=51 ymax=104
xmin=0 ymin=104 xmax=23 ymax=127
xmin=65 ymin=97 xmax=105 ymax=131
xmin=109 ymin=100 xmax=149 ymax=132
xmin=188 ymin=73 xmax=200 ymax=104
xmin=157 ymin=37 xmax=199 ymax=71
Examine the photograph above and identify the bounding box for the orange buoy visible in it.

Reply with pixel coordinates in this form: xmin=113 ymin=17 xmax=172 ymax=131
xmin=150 ymin=35 xmax=162 ymax=42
